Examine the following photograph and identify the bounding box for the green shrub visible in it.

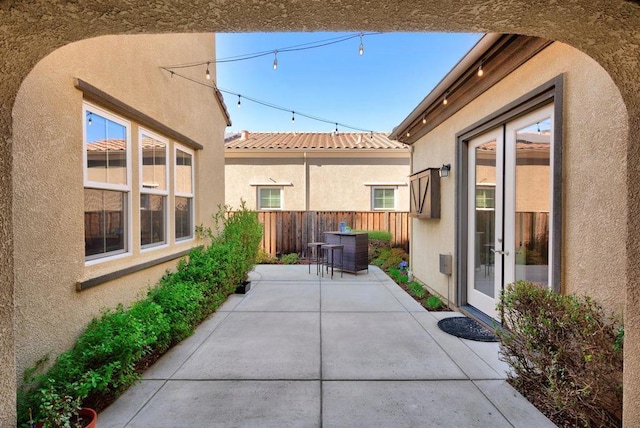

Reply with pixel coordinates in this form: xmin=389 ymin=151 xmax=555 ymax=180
xmin=256 ymin=249 xmax=278 ymax=264
xmin=372 ymin=247 xmax=409 ymax=272
xmin=281 ymin=253 xmax=299 ymax=264
xmin=353 ymin=230 xmax=392 ymax=242
xmin=424 ymin=295 xmax=443 ymax=310
xmin=497 ymin=281 xmax=623 ymax=427
xmin=17 ymin=204 xmax=263 ymax=426
xmin=408 ymin=281 xmax=426 ymax=299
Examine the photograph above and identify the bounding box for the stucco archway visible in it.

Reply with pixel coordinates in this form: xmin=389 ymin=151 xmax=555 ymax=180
xmin=1 ymin=1 xmax=638 ymax=425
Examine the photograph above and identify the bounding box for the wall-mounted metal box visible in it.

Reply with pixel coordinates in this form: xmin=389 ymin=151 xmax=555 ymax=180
xmin=439 ymin=254 xmax=452 ymax=275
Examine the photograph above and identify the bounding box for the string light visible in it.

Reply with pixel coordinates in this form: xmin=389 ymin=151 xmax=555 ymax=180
xmin=443 ymin=91 xmax=449 ymax=106
xmin=291 ymin=111 xmax=295 ymax=124
xmin=206 ymin=62 xmax=211 ymax=80
xmin=477 ymin=63 xmax=484 ymax=77
xmin=159 ymin=67 xmax=375 ymax=134
xmin=422 ymin=116 xmax=427 ymax=124
xmin=87 ymin=112 xmax=92 ymax=126
xmin=406 ymin=131 xmax=411 ymax=138
xmin=335 ymin=123 xmax=339 ymax=135
xmin=359 ymin=33 xmax=364 ymax=56
xmin=370 ymin=131 xmax=373 ymax=140
xmin=273 ymin=51 xmax=278 ymax=70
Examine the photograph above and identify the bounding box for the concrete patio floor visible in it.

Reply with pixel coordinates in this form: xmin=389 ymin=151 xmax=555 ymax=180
xmin=98 ymin=264 xmax=555 ymax=427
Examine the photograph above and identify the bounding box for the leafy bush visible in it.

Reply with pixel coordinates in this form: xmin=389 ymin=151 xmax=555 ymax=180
xmin=497 ymin=281 xmax=623 ymax=427
xmin=17 ymin=204 xmax=263 ymax=426
xmin=256 ymin=249 xmax=278 ymax=264
xmin=372 ymin=247 xmax=409 ymax=272
xmin=408 ymin=281 xmax=426 ymax=299
xmin=281 ymin=253 xmax=299 ymax=264
xmin=424 ymin=295 xmax=443 ymax=310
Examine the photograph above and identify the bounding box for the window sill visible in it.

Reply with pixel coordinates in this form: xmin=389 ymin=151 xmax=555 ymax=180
xmin=77 ymin=247 xmax=200 ymax=292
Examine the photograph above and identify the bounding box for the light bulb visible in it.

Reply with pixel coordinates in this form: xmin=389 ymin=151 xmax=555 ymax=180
xmin=422 ymin=116 xmax=427 ymax=124
xmin=443 ymin=93 xmax=448 ymax=106
xmin=87 ymin=113 xmax=92 ymax=126
xmin=273 ymin=51 xmax=278 ymax=70
xmin=477 ymin=64 xmax=483 ymax=77
xmin=359 ymin=33 xmax=364 ymax=56
xmin=406 ymin=131 xmax=411 ymax=138
xmin=237 ymin=95 xmax=241 ymax=108
xmin=291 ymin=112 xmax=295 ymax=124
xmin=335 ymin=123 xmax=339 ymax=135
xmin=206 ymin=62 xmax=211 ymax=80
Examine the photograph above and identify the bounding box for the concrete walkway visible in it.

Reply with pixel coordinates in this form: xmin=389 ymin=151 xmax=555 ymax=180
xmin=98 ymin=265 xmax=555 ymax=427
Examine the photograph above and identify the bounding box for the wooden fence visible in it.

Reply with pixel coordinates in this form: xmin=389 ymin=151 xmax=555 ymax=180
xmin=257 ymin=211 xmax=410 ymax=257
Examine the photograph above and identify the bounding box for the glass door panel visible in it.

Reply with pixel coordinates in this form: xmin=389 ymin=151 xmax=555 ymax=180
xmin=467 ymin=129 xmax=503 ymax=319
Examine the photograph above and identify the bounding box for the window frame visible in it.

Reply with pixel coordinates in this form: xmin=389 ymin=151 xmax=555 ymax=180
xmin=82 ymin=102 xmax=132 ymax=264
xmin=139 ymin=128 xmax=169 ymax=251
xmin=257 ymin=186 xmax=284 ymax=211
xmin=174 ymin=143 xmax=195 ymax=242
xmin=371 ymin=186 xmax=397 ymax=211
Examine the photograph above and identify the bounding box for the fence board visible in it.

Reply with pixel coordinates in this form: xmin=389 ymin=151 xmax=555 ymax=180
xmin=253 ymin=211 xmax=410 ymax=257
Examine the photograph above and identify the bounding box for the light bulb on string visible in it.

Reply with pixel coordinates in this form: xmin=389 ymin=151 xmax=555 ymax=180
xmin=422 ymin=116 xmax=427 ymax=124
xmin=370 ymin=131 xmax=374 ymax=140
xmin=273 ymin=51 xmax=278 ymax=70
xmin=477 ymin=63 xmax=484 ymax=77
xmin=205 ymin=62 xmax=211 ymax=80
xmin=87 ymin=112 xmax=92 ymax=126
xmin=443 ymin=92 xmax=449 ymax=106
xmin=237 ymin=95 xmax=241 ymax=108
xmin=335 ymin=123 xmax=339 ymax=135
xmin=406 ymin=131 xmax=411 ymax=138
xmin=359 ymin=33 xmax=364 ymax=56
xmin=291 ymin=111 xmax=295 ymax=124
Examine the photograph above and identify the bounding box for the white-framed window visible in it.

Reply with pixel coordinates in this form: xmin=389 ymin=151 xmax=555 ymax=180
xmin=83 ymin=102 xmax=132 ymax=262
xmin=372 ymin=186 xmax=397 ymax=211
xmin=174 ymin=144 xmax=195 ymax=241
xmin=258 ymin=187 xmax=283 ymax=210
xmin=140 ymin=129 xmax=169 ymax=249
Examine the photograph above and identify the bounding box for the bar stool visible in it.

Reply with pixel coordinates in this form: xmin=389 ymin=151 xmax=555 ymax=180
xmin=321 ymin=244 xmax=344 ymax=279
xmin=307 ymin=242 xmax=325 ymax=275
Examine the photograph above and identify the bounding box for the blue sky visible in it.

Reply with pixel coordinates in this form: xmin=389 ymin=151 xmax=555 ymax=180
xmin=215 ymin=32 xmax=481 ymax=134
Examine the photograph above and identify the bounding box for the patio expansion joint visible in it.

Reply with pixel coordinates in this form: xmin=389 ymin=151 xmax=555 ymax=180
xmin=471 ymin=379 xmax=519 ymax=427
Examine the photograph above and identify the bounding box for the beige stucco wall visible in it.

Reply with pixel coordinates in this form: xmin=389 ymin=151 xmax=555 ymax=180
xmin=225 ymin=153 xmax=410 ymax=211
xmin=411 ymin=42 xmax=627 ymax=315
xmin=12 ymin=33 xmax=227 ymax=380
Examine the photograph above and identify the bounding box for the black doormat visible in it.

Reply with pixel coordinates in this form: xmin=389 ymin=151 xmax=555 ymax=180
xmin=437 ymin=316 xmax=498 ymax=342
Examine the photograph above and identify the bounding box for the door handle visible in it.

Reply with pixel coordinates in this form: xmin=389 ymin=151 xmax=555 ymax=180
xmin=491 ymin=249 xmax=510 ymax=256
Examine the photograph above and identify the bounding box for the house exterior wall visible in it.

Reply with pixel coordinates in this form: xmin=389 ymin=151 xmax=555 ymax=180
xmin=411 ymin=42 xmax=627 ymax=315
xmin=225 ymin=153 xmax=410 ymax=211
xmin=12 ymin=33 xmax=226 ymax=379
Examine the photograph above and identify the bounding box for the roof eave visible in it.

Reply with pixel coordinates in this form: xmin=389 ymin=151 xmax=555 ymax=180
xmin=389 ymin=33 xmax=500 ymax=141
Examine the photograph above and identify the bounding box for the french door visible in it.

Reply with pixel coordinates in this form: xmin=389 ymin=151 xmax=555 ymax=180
xmin=467 ymin=105 xmax=554 ymax=319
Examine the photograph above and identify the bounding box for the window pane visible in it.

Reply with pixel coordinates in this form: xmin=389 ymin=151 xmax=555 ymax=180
xmin=175 ymin=196 xmax=193 ymax=240
xmin=476 ymin=187 xmax=495 ymax=209
xmin=176 ymin=149 xmax=193 ymax=194
xmin=515 ymin=118 xmax=551 ymax=285
xmin=86 ymin=110 xmax=127 ymax=186
xmin=84 ymin=189 xmax=126 ymax=257
xmin=141 ymin=135 xmax=167 ymax=190
xmin=141 ymin=194 xmax=166 ymax=247
xmin=373 ymin=188 xmax=395 ymax=209
xmin=259 ymin=188 xmax=281 ymax=209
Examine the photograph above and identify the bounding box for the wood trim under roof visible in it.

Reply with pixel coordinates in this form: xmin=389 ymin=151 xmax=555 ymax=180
xmin=389 ymin=34 xmax=552 ymax=144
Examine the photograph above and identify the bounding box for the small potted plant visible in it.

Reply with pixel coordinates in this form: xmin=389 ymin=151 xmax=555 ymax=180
xmin=32 ymin=382 xmax=97 ymax=428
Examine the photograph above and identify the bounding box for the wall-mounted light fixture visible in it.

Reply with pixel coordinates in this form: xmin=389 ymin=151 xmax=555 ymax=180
xmin=440 ymin=163 xmax=451 ymax=178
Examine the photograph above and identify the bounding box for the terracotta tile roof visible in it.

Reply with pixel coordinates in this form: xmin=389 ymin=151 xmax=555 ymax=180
xmin=86 ymin=139 xmax=126 ymax=151
xmin=225 ymin=132 xmax=409 ymax=151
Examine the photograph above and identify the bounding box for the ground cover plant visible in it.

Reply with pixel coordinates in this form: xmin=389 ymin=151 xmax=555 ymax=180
xmin=17 ymin=204 xmax=262 ymax=427
xmin=373 ymin=247 xmax=447 ymax=311
xmin=497 ymin=281 xmax=624 ymax=427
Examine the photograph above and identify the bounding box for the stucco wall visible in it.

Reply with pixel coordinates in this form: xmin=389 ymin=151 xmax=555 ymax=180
xmin=225 ymin=153 xmax=410 ymax=211
xmin=411 ymin=42 xmax=627 ymax=315
xmin=12 ymin=33 xmax=226 ymax=380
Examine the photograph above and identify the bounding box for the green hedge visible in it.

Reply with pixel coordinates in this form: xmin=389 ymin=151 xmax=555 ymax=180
xmin=17 ymin=205 xmax=262 ymax=426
